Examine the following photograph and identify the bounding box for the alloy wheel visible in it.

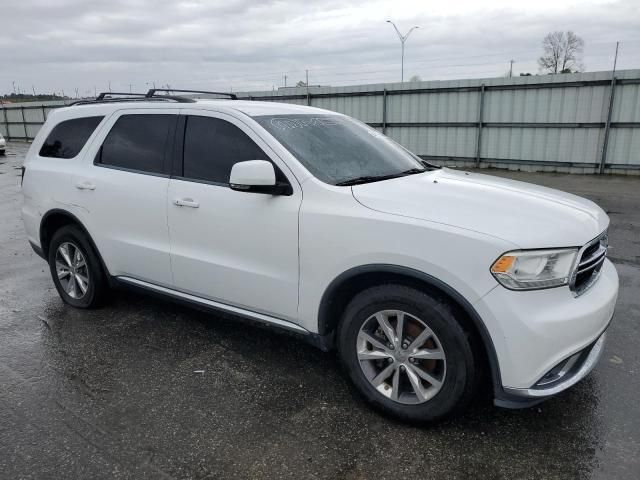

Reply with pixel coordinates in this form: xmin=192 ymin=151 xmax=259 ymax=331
xmin=55 ymin=242 xmax=90 ymax=299
xmin=356 ymin=309 xmax=446 ymax=404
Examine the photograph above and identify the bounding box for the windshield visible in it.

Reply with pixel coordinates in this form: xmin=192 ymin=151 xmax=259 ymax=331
xmin=253 ymin=114 xmax=431 ymax=185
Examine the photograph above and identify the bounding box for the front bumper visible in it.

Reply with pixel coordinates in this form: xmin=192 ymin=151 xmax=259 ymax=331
xmin=503 ymin=330 xmax=606 ymax=399
xmin=474 ymin=259 xmax=618 ymax=405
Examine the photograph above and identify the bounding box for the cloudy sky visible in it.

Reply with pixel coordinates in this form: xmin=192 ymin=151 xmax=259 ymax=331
xmin=1 ymin=0 xmax=639 ymax=96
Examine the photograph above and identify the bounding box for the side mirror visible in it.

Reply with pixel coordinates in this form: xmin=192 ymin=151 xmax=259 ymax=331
xmin=230 ymin=160 xmax=292 ymax=195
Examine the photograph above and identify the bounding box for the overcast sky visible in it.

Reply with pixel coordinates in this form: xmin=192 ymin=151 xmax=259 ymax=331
xmin=1 ymin=0 xmax=639 ymax=96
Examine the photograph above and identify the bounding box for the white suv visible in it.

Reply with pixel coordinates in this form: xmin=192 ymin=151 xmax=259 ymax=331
xmin=21 ymin=90 xmax=618 ymax=422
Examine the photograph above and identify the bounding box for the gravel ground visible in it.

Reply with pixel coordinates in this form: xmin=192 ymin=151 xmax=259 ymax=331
xmin=1 ymin=141 xmax=639 ymax=479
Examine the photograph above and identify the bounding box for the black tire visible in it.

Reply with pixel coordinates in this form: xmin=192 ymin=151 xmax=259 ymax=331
xmin=338 ymin=284 xmax=477 ymax=423
xmin=48 ymin=225 xmax=109 ymax=308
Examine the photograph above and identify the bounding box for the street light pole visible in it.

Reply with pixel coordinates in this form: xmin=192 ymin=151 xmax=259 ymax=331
xmin=386 ymin=21 xmax=419 ymax=82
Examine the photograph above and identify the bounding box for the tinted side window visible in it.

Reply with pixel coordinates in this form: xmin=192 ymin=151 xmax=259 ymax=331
xmin=97 ymin=114 xmax=173 ymax=174
xmin=39 ymin=116 xmax=104 ymax=159
xmin=183 ymin=116 xmax=269 ymax=184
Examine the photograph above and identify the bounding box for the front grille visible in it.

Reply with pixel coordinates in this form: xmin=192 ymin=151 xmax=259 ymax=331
xmin=570 ymin=231 xmax=608 ymax=296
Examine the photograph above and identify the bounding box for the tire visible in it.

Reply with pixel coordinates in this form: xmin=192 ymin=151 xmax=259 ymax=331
xmin=337 ymin=284 xmax=477 ymax=423
xmin=48 ymin=225 xmax=109 ymax=308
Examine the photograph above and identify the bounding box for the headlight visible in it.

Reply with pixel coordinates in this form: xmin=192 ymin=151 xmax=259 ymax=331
xmin=490 ymin=248 xmax=578 ymax=290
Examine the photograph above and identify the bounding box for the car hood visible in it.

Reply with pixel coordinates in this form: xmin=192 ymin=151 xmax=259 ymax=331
xmin=351 ymin=168 xmax=609 ymax=249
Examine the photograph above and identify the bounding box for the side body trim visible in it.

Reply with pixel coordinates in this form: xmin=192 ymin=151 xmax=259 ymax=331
xmin=117 ymin=276 xmax=308 ymax=334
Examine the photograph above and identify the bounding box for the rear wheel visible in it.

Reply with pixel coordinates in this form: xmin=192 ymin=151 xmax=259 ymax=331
xmin=338 ymin=284 xmax=477 ymax=423
xmin=48 ymin=225 xmax=108 ymax=308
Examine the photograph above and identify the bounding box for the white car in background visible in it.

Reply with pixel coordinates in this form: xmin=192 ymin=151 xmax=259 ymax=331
xmin=20 ymin=89 xmax=618 ymax=423
xmin=0 ymin=133 xmax=6 ymax=155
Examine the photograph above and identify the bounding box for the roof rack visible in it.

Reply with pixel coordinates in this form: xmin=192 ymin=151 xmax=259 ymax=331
xmin=70 ymin=91 xmax=196 ymax=106
xmin=146 ymin=88 xmax=238 ymax=100
xmin=69 ymin=88 xmax=237 ymax=107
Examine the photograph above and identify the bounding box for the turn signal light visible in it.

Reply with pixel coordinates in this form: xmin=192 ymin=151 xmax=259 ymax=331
xmin=491 ymin=255 xmax=516 ymax=273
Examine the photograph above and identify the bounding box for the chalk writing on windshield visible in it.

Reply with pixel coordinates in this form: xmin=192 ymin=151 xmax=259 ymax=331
xmin=269 ymin=117 xmax=344 ymax=130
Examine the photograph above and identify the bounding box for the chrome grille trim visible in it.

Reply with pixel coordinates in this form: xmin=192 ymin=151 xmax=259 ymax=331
xmin=569 ymin=230 xmax=609 ymax=297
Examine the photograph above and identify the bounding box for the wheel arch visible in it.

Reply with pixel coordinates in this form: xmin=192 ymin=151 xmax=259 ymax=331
xmin=39 ymin=209 xmax=111 ymax=279
xmin=318 ymin=264 xmax=503 ymax=394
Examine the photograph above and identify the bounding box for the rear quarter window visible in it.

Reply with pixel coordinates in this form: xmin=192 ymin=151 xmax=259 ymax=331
xmin=39 ymin=116 xmax=104 ymax=159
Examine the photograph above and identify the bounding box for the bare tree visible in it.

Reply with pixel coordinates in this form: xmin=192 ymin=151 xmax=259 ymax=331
xmin=409 ymin=75 xmax=422 ymax=82
xmin=538 ymin=31 xmax=584 ymax=74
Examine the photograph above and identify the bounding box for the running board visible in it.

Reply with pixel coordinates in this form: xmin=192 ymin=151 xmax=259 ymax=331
xmin=116 ymin=276 xmax=309 ymax=335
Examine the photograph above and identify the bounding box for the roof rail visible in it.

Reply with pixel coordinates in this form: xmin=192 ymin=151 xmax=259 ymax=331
xmin=146 ymin=88 xmax=238 ymax=100
xmin=70 ymin=91 xmax=196 ymax=106
xmin=69 ymin=98 xmax=187 ymax=106
xmin=95 ymin=92 xmax=150 ymax=100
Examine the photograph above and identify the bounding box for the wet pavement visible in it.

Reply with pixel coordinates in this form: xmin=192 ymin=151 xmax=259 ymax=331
xmin=1 ymin=141 xmax=639 ymax=479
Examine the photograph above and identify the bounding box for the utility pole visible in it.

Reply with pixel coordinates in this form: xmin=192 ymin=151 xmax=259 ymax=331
xmin=509 ymin=59 xmax=514 ymax=78
xmin=108 ymin=80 xmax=112 ymax=92
xmin=599 ymin=41 xmax=620 ymax=174
xmin=32 ymin=85 xmax=36 ymax=96
xmin=128 ymin=83 xmax=133 ymax=93
xmin=284 ymin=74 xmax=287 ymax=87
xmin=386 ymin=21 xmax=419 ymax=82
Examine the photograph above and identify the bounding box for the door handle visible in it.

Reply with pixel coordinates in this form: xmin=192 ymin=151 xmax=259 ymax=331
xmin=174 ymin=198 xmax=199 ymax=208
xmin=75 ymin=181 xmax=96 ymax=190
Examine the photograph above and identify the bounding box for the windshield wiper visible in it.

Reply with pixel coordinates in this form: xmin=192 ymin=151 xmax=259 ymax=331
xmin=400 ymin=167 xmax=427 ymax=175
xmin=335 ymin=175 xmax=397 ymax=186
xmin=335 ymin=168 xmax=427 ymax=186
xmin=419 ymin=159 xmax=442 ymax=170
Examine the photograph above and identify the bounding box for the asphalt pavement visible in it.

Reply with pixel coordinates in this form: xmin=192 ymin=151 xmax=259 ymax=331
xmin=1 ymin=141 xmax=639 ymax=479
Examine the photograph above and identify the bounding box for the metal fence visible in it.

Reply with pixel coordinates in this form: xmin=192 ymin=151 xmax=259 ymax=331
xmin=2 ymin=70 xmax=640 ymax=174
xmin=237 ymin=70 xmax=640 ymax=175
xmin=0 ymin=100 xmax=70 ymax=141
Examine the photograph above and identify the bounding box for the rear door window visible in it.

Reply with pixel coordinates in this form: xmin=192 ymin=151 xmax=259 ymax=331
xmin=39 ymin=116 xmax=104 ymax=159
xmin=97 ymin=114 xmax=174 ymax=175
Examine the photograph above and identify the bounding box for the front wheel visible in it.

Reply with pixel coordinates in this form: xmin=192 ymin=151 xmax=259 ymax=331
xmin=338 ymin=285 xmax=477 ymax=423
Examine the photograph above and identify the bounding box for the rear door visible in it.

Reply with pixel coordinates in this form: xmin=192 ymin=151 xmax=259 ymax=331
xmin=70 ymin=109 xmax=177 ymax=285
xmin=167 ymin=110 xmax=301 ymax=321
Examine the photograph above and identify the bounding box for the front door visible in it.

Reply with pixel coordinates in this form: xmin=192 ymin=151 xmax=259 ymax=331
xmin=167 ymin=110 xmax=301 ymax=321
